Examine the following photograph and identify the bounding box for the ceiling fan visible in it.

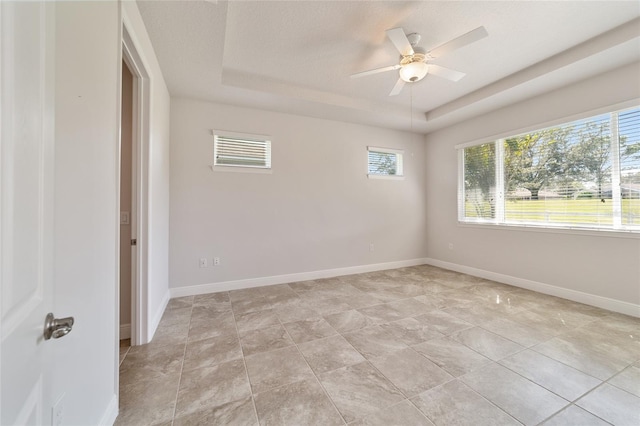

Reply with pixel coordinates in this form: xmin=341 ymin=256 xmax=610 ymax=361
xmin=351 ymin=26 xmax=488 ymax=96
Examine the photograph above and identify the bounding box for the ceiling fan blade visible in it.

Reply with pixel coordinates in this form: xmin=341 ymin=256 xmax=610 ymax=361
xmin=350 ymin=64 xmax=401 ymax=79
xmin=389 ymin=78 xmax=405 ymax=96
xmin=428 ymin=26 xmax=488 ymax=59
xmin=427 ymin=64 xmax=466 ymax=82
xmin=386 ymin=27 xmax=414 ymax=56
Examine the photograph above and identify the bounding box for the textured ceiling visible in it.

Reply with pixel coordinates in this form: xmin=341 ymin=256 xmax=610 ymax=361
xmin=137 ymin=1 xmax=640 ymax=133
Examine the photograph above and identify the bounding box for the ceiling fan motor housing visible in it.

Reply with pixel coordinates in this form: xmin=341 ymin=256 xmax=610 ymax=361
xmin=400 ymin=47 xmax=428 ymax=82
xmin=406 ymin=32 xmax=421 ymax=46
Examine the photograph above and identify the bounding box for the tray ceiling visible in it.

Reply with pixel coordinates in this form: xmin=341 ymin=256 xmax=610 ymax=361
xmin=137 ymin=1 xmax=640 ymax=133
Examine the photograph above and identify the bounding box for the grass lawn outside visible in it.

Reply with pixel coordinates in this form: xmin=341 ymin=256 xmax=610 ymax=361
xmin=465 ymin=198 xmax=640 ymax=227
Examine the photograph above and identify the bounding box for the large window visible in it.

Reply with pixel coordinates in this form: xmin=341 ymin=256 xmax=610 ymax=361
xmin=213 ymin=131 xmax=271 ymax=170
xmin=368 ymin=147 xmax=404 ymax=179
xmin=459 ymin=106 xmax=640 ymax=232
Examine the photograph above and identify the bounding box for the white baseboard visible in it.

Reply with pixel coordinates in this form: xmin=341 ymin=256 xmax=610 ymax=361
xmin=424 ymin=258 xmax=640 ymax=318
xmin=148 ymin=289 xmax=170 ymax=342
xmin=170 ymin=258 xmax=429 ymax=298
xmin=167 ymin=256 xmax=639 ymax=318
xmin=119 ymin=323 xmax=131 ymax=340
xmin=98 ymin=394 xmax=118 ymax=426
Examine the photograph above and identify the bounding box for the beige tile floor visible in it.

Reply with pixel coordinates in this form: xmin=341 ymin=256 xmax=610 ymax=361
xmin=116 ymin=265 xmax=640 ymax=426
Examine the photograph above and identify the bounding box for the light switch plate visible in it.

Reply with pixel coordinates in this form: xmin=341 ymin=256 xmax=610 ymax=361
xmin=120 ymin=211 xmax=130 ymax=225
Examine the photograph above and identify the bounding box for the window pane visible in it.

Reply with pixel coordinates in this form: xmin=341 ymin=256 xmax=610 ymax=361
xmin=463 ymin=143 xmax=495 ymax=219
xmin=368 ymin=151 xmax=398 ymax=175
xmin=458 ymin=105 xmax=640 ymax=232
xmin=619 ymin=107 xmax=640 ymax=226
xmin=503 ymin=115 xmax=613 ymax=227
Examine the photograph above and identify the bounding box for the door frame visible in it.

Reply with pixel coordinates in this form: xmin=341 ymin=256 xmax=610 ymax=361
xmin=120 ymin=20 xmax=151 ymax=347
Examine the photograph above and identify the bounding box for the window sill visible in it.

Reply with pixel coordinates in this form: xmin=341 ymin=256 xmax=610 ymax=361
xmin=457 ymin=220 xmax=640 ymax=239
xmin=367 ymin=174 xmax=404 ymax=181
xmin=210 ymin=165 xmax=273 ymax=174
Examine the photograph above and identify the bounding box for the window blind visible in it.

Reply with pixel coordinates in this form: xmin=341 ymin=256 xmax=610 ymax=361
xmin=618 ymin=108 xmax=640 ymax=226
xmin=462 ymin=143 xmax=496 ymax=220
xmin=214 ymin=133 xmax=271 ymax=169
xmin=459 ymin=105 xmax=640 ymax=231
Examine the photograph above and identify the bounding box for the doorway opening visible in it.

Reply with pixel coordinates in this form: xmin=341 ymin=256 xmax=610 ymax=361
xmin=119 ymin=60 xmax=134 ymax=345
xmin=120 ymin=24 xmax=151 ymax=347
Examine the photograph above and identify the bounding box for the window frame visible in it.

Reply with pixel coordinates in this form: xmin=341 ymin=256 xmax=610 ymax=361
xmin=367 ymin=146 xmax=405 ymax=180
xmin=456 ymin=103 xmax=640 ymax=235
xmin=212 ymin=130 xmax=272 ymax=174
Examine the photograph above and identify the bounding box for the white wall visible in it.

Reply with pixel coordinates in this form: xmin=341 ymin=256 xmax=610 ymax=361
xmin=148 ymin=83 xmax=171 ymax=335
xmin=425 ymin=62 xmax=640 ymax=314
xmin=170 ymin=98 xmax=427 ymax=292
xmin=52 ymin=2 xmax=120 ymax=424
xmin=122 ymin=1 xmax=171 ymax=341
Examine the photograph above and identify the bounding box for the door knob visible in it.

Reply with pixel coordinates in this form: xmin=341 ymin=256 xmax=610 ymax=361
xmin=43 ymin=313 xmax=74 ymax=340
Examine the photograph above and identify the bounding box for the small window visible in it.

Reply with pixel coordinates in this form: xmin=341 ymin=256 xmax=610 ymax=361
xmin=368 ymin=147 xmax=404 ymax=179
xmin=213 ymin=131 xmax=271 ymax=170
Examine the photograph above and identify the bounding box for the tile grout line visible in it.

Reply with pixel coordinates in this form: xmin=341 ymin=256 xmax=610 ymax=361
xmin=422 ymin=313 xmax=573 ymax=424
xmin=295 ymin=278 xmax=530 ymax=423
xmin=568 ymin=374 xmax=639 ymax=422
xmin=275 ymin=310 xmax=349 ymax=425
xmin=352 ymin=290 xmax=518 ymax=424
xmin=169 ymin=300 xmax=195 ymax=424
xmin=535 ymin=402 xmax=614 ymax=426
xmin=454 ymin=362 xmax=535 ymax=426
xmin=335 ymin=277 xmax=516 ymax=424
xmin=397 ymin=287 xmax=566 ymax=425
xmin=399 ymin=326 xmax=532 ymax=426
xmin=440 ymin=293 xmax=630 ymax=384
xmin=319 ymin=304 xmax=446 ymax=423
xmin=250 ymin=302 xmax=347 ymax=425
xmin=399 ymin=275 xmax=633 ymax=424
xmin=526 ymin=338 xmax=627 ymax=383
xmin=119 ymin=345 xmax=131 ymax=367
xmin=358 ymin=345 xmax=442 ymax=424
xmin=434 ymin=296 xmax=625 ymax=425
xmin=403 ymin=378 xmax=524 ymax=426
xmin=602 ymin=362 xmax=640 ymax=395
xmin=230 ymin=295 xmax=262 ymax=426
xmin=494 ymin=340 xmax=611 ymax=405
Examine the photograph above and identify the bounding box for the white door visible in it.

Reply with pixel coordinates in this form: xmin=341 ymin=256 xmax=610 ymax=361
xmin=1 ymin=2 xmax=57 ymax=424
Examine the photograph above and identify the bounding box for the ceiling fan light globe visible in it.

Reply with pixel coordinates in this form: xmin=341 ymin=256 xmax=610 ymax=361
xmin=399 ymin=62 xmax=428 ymax=83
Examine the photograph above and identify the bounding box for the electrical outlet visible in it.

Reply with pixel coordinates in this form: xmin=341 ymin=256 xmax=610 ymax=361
xmin=369 ymin=243 xmax=375 ymax=252
xmin=448 ymin=243 xmax=454 ymax=250
xmin=214 ymin=257 xmax=220 ymax=266
xmin=52 ymin=393 xmax=65 ymax=426
xmin=199 ymin=258 xmax=207 ymax=268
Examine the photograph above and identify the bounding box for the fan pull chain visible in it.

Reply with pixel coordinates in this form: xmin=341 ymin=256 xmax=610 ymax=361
xmin=410 ymin=84 xmax=414 ymax=133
